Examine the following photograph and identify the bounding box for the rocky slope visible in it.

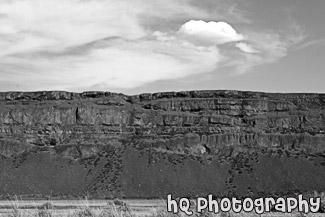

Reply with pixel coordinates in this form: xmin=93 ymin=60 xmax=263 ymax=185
xmin=0 ymin=90 xmax=325 ymax=199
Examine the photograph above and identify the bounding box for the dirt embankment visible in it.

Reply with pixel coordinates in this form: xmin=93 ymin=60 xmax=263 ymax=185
xmin=0 ymin=90 xmax=325 ymax=199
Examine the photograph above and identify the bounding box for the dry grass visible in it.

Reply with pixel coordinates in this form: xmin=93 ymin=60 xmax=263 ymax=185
xmin=1 ymin=198 xmax=325 ymax=217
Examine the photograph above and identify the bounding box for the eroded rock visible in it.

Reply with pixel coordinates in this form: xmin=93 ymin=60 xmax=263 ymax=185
xmin=0 ymin=90 xmax=324 ymax=199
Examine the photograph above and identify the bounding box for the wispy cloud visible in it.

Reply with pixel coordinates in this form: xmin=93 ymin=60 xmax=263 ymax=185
xmin=292 ymin=38 xmax=325 ymax=51
xmin=177 ymin=20 xmax=244 ymax=45
xmin=0 ymin=0 xmax=310 ymax=91
xmin=235 ymin=42 xmax=260 ymax=53
xmin=223 ymin=29 xmax=307 ymax=74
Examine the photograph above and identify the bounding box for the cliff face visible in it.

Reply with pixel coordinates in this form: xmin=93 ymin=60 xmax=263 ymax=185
xmin=0 ymin=90 xmax=325 ymax=199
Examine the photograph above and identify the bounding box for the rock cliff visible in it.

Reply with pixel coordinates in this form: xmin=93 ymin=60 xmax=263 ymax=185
xmin=0 ymin=90 xmax=325 ymax=199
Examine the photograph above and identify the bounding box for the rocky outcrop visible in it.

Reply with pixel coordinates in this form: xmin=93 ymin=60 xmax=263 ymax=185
xmin=0 ymin=90 xmax=325 ymax=199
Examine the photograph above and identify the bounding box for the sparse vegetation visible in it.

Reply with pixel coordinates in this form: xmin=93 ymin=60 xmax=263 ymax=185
xmin=1 ymin=198 xmax=325 ymax=217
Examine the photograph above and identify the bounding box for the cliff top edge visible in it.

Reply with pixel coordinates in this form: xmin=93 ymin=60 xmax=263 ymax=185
xmin=0 ymin=90 xmax=324 ymax=101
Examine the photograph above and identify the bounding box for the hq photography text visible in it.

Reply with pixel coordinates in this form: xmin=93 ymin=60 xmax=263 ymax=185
xmin=166 ymin=194 xmax=321 ymax=215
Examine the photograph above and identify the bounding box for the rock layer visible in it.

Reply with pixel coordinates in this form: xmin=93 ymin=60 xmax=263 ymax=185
xmin=0 ymin=90 xmax=325 ymax=199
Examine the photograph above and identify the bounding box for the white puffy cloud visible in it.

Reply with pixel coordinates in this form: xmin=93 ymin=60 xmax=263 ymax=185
xmin=177 ymin=20 xmax=244 ymax=46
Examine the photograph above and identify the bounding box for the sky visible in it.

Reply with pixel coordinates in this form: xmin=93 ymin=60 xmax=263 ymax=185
xmin=0 ymin=0 xmax=324 ymax=94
